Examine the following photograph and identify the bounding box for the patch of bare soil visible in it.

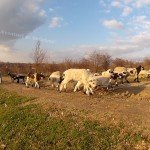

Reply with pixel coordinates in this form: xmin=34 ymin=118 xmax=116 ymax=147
xmin=1 ymin=77 xmax=150 ymax=133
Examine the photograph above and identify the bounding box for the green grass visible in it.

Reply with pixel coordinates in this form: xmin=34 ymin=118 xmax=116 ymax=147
xmin=0 ymin=88 xmax=149 ymax=150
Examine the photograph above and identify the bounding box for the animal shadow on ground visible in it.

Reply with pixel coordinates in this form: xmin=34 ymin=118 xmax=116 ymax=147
xmin=93 ymin=83 xmax=146 ymax=98
xmin=112 ymin=83 xmax=146 ymax=96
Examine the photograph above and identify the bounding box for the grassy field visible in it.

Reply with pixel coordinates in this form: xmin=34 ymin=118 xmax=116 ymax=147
xmin=0 ymin=87 xmax=150 ymax=150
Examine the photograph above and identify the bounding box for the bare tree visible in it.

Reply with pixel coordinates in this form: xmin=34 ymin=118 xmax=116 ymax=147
xmin=79 ymin=58 xmax=90 ymax=69
xmin=101 ymin=54 xmax=112 ymax=70
xmin=32 ymin=41 xmax=47 ymax=72
xmin=112 ymin=58 xmax=136 ymax=68
xmin=143 ymin=57 xmax=150 ymax=69
xmin=88 ymin=51 xmax=111 ymax=72
xmin=63 ymin=58 xmax=74 ymax=69
xmin=112 ymin=58 xmax=126 ymax=68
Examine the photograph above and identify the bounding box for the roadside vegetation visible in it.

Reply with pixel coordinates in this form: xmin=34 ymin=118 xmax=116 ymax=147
xmin=0 ymin=87 xmax=149 ymax=150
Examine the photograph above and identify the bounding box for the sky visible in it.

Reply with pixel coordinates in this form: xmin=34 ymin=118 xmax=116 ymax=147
xmin=0 ymin=0 xmax=150 ymax=63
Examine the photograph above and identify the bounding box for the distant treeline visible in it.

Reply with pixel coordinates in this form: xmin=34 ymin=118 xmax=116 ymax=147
xmin=0 ymin=52 xmax=150 ymax=75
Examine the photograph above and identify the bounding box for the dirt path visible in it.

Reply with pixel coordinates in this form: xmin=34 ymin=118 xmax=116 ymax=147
xmin=1 ymin=77 xmax=150 ymax=133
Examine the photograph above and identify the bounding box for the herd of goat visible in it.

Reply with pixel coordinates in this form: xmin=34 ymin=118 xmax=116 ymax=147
xmin=0 ymin=65 xmax=150 ymax=96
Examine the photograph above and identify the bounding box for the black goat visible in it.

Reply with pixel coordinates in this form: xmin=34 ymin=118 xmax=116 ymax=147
xmin=8 ymin=72 xmax=26 ymax=83
xmin=134 ymin=65 xmax=144 ymax=82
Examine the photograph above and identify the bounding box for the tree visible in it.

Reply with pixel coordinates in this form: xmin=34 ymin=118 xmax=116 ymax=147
xmin=31 ymin=41 xmax=47 ymax=72
xmin=101 ymin=54 xmax=112 ymax=70
xmin=79 ymin=58 xmax=90 ymax=69
xmin=112 ymin=58 xmax=136 ymax=68
xmin=112 ymin=58 xmax=126 ymax=67
xmin=88 ymin=51 xmax=111 ymax=72
xmin=63 ymin=58 xmax=74 ymax=69
xmin=143 ymin=58 xmax=150 ymax=69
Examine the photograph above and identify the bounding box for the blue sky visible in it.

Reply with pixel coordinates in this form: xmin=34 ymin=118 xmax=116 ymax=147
xmin=0 ymin=0 xmax=150 ymax=62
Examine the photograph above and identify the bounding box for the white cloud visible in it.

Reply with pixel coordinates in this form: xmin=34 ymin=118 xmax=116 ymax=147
xmin=99 ymin=0 xmax=107 ymax=7
xmin=105 ymin=9 xmax=111 ymax=13
xmin=111 ymin=0 xmax=150 ymax=8
xmin=0 ymin=44 xmax=31 ymax=63
xmin=39 ymin=10 xmax=46 ymax=17
xmin=132 ymin=16 xmax=150 ymax=31
xmin=122 ymin=6 xmax=132 ymax=16
xmin=110 ymin=0 xmax=150 ymax=8
xmin=0 ymin=45 xmax=11 ymax=53
xmin=0 ymin=0 xmax=48 ymax=62
xmin=135 ymin=15 xmax=147 ymax=22
xmin=49 ymin=17 xmax=63 ymax=28
xmin=64 ymin=32 xmax=150 ymax=60
xmin=124 ymin=0 xmax=134 ymax=4
xmin=49 ymin=8 xmax=54 ymax=12
xmin=133 ymin=33 xmax=150 ymax=47
xmin=135 ymin=0 xmax=150 ymax=8
xmin=111 ymin=1 xmax=122 ymax=7
xmin=0 ymin=0 xmax=46 ymax=41
xmin=103 ymin=19 xmax=124 ymax=29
